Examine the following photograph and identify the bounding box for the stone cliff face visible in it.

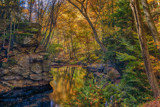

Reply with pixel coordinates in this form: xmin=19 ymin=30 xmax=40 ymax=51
xmin=0 ymin=23 xmax=52 ymax=92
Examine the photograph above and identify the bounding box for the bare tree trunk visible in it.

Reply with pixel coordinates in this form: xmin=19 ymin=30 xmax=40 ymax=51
xmin=112 ymin=0 xmax=114 ymax=27
xmin=67 ymin=43 xmax=71 ymax=59
xmin=85 ymin=15 xmax=107 ymax=53
xmin=3 ymin=5 xmax=7 ymax=47
xmin=44 ymin=28 xmax=54 ymax=48
xmin=42 ymin=0 xmax=61 ymax=47
xmin=41 ymin=24 xmax=50 ymax=45
xmin=3 ymin=22 xmax=6 ymax=47
xmin=37 ymin=0 xmax=40 ymax=23
xmin=29 ymin=0 xmax=33 ymax=22
xmin=70 ymin=34 xmax=74 ymax=59
xmin=44 ymin=11 xmax=54 ymax=48
xmin=130 ymin=0 xmax=160 ymax=98
xmin=7 ymin=16 xmax=12 ymax=58
xmin=141 ymin=0 xmax=160 ymax=52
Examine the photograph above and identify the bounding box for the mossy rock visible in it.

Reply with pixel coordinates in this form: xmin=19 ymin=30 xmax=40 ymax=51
xmin=15 ymin=36 xmax=38 ymax=46
xmin=29 ymin=23 xmax=41 ymax=29
xmin=17 ymin=22 xmax=30 ymax=29
xmin=16 ymin=22 xmax=41 ymax=31
xmin=25 ymin=28 xmax=39 ymax=34
xmin=14 ymin=32 xmax=33 ymax=37
xmin=14 ymin=32 xmax=33 ymax=45
xmin=13 ymin=22 xmax=42 ymax=47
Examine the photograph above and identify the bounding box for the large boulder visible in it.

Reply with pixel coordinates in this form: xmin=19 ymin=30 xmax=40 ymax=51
xmin=31 ymin=63 xmax=42 ymax=74
xmin=13 ymin=23 xmax=42 ymax=53
xmin=0 ymin=69 xmax=9 ymax=76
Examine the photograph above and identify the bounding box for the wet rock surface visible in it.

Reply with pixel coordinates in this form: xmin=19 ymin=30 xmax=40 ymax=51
xmin=85 ymin=63 xmax=121 ymax=84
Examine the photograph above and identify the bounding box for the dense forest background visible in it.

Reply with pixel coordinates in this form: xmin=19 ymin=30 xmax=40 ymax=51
xmin=0 ymin=0 xmax=160 ymax=106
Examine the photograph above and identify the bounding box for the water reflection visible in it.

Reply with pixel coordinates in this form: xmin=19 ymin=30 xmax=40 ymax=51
xmin=49 ymin=66 xmax=90 ymax=106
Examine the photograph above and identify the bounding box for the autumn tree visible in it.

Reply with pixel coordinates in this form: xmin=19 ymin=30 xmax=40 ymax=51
xmin=67 ymin=0 xmax=107 ymax=53
xmin=42 ymin=0 xmax=62 ymax=48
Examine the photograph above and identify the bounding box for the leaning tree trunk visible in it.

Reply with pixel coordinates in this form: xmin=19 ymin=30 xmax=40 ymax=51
xmin=141 ymin=0 xmax=160 ymax=52
xmin=85 ymin=15 xmax=107 ymax=53
xmin=7 ymin=15 xmax=12 ymax=58
xmin=130 ymin=0 xmax=160 ymax=98
xmin=68 ymin=0 xmax=107 ymax=53
xmin=29 ymin=0 xmax=33 ymax=22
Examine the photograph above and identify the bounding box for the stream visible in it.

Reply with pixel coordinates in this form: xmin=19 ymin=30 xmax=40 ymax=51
xmin=0 ymin=65 xmax=93 ymax=107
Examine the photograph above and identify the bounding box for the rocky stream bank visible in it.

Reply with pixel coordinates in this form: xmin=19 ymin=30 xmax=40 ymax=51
xmin=0 ymin=23 xmax=52 ymax=93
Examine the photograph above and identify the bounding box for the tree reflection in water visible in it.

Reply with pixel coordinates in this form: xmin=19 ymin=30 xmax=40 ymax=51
xmin=49 ymin=66 xmax=91 ymax=106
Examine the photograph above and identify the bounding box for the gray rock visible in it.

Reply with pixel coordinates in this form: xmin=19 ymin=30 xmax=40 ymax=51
xmin=21 ymin=72 xmax=30 ymax=78
xmin=10 ymin=66 xmax=22 ymax=74
xmin=51 ymin=62 xmax=59 ymax=66
xmin=97 ymin=64 xmax=105 ymax=73
xmin=23 ymin=80 xmax=35 ymax=85
xmin=0 ymin=69 xmax=9 ymax=76
xmin=2 ymin=75 xmax=23 ymax=80
xmin=30 ymin=74 xmax=43 ymax=81
xmin=86 ymin=65 xmax=97 ymax=72
xmin=1 ymin=81 xmax=12 ymax=87
xmin=30 ymin=54 xmax=43 ymax=62
xmin=42 ymin=75 xmax=52 ymax=81
xmin=17 ymin=55 xmax=30 ymax=72
xmin=86 ymin=66 xmax=97 ymax=72
xmin=23 ymin=37 xmax=33 ymax=45
xmin=31 ymin=63 xmax=42 ymax=74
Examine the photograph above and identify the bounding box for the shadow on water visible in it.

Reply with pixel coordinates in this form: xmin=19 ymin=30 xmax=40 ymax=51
xmin=0 ymin=84 xmax=52 ymax=107
xmin=0 ymin=66 xmax=92 ymax=107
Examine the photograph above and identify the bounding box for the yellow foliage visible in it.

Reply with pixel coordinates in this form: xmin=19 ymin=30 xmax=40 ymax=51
xmin=150 ymin=55 xmax=160 ymax=73
xmin=147 ymin=0 xmax=155 ymax=3
xmin=158 ymin=18 xmax=160 ymax=33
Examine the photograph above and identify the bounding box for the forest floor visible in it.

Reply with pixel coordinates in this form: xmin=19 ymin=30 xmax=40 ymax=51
xmin=141 ymin=98 xmax=160 ymax=107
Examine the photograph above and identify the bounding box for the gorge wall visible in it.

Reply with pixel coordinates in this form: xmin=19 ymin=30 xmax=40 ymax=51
xmin=0 ymin=22 xmax=52 ymax=92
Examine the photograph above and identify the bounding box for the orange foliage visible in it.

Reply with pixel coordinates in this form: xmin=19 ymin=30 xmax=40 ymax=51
xmin=22 ymin=9 xmax=29 ymax=14
xmin=142 ymin=98 xmax=160 ymax=107
xmin=147 ymin=0 xmax=154 ymax=3
xmin=1 ymin=58 xmax=8 ymax=62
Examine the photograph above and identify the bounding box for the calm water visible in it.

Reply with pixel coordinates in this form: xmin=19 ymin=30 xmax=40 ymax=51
xmin=49 ymin=66 xmax=93 ymax=106
xmin=0 ymin=66 xmax=92 ymax=107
